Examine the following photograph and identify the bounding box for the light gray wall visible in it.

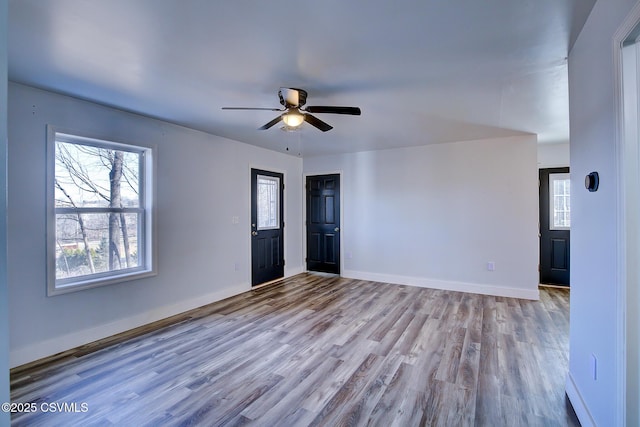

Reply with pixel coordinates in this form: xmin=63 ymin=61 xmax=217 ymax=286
xmin=304 ymin=135 xmax=539 ymax=299
xmin=537 ymin=142 xmax=570 ymax=168
xmin=7 ymin=83 xmax=304 ymax=367
xmin=0 ymin=0 xmax=10 ymax=424
xmin=567 ymin=0 xmax=637 ymax=424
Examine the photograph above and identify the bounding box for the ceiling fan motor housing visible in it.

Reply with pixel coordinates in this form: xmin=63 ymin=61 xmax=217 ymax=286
xmin=279 ymin=87 xmax=307 ymax=108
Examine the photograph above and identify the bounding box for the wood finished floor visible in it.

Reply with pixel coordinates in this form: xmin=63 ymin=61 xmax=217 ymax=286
xmin=10 ymin=274 xmax=579 ymax=426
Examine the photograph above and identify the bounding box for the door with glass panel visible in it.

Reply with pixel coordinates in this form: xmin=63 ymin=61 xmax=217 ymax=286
xmin=251 ymin=169 xmax=284 ymax=286
xmin=539 ymin=168 xmax=570 ymax=286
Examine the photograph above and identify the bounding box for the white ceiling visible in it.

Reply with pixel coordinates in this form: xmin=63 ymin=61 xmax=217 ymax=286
xmin=8 ymin=0 xmax=595 ymax=157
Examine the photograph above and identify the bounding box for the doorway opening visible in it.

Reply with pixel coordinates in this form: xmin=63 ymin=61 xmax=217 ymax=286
xmin=539 ymin=167 xmax=570 ymax=286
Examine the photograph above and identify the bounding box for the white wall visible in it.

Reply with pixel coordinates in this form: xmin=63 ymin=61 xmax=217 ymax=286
xmin=567 ymin=0 xmax=637 ymax=425
xmin=303 ymin=135 xmax=539 ymax=299
xmin=537 ymin=142 xmax=570 ymax=168
xmin=7 ymin=83 xmax=304 ymax=367
xmin=0 ymin=0 xmax=10 ymax=425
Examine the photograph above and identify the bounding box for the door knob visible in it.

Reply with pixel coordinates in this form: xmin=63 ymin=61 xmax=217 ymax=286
xmin=251 ymin=231 xmax=258 ymax=236
xmin=334 ymin=227 xmax=340 ymax=232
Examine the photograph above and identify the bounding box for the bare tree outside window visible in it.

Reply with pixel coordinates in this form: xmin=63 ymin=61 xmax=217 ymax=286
xmin=54 ymin=140 xmax=143 ymax=280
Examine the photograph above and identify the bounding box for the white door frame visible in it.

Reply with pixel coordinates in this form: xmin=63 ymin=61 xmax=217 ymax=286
xmin=614 ymin=4 xmax=640 ymax=425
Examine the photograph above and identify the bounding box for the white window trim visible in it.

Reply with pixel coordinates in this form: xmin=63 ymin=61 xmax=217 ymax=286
xmin=256 ymin=174 xmax=281 ymax=231
xmin=549 ymin=172 xmax=571 ymax=231
xmin=46 ymin=125 xmax=157 ymax=296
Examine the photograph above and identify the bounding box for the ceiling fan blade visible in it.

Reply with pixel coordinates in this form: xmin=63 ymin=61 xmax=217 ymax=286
xmin=222 ymin=107 xmax=284 ymax=111
xmin=304 ymin=114 xmax=333 ymax=132
xmin=259 ymin=115 xmax=284 ymax=130
xmin=304 ymin=106 xmax=361 ymax=115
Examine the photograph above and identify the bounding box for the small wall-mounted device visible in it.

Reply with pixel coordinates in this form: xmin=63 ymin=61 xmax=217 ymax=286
xmin=585 ymin=171 xmax=599 ymax=192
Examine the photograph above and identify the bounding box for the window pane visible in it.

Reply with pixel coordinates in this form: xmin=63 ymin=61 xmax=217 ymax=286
xmin=257 ymin=175 xmax=280 ymax=230
xmin=549 ymin=173 xmax=571 ymax=230
xmin=55 ymin=141 xmax=140 ymax=208
xmin=55 ymin=212 xmax=141 ymax=280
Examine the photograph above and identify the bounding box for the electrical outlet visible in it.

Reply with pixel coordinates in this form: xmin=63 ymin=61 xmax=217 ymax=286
xmin=234 ymin=262 xmax=240 ymax=272
xmin=487 ymin=262 xmax=495 ymax=271
xmin=347 ymin=251 xmax=353 ymax=259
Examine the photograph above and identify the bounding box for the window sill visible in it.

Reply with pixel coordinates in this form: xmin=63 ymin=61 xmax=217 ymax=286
xmin=48 ymin=269 xmax=157 ymax=297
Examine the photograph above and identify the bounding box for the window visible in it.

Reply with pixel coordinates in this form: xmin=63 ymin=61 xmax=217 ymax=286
xmin=256 ymin=175 xmax=280 ymax=230
xmin=47 ymin=127 xmax=155 ymax=295
xmin=549 ymin=173 xmax=571 ymax=230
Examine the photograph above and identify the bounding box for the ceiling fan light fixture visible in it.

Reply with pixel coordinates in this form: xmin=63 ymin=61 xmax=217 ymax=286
xmin=282 ymin=110 xmax=304 ymax=128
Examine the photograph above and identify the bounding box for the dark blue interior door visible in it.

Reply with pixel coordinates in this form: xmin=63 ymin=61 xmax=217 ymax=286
xmin=306 ymin=174 xmax=340 ymax=274
xmin=251 ymin=169 xmax=284 ymax=286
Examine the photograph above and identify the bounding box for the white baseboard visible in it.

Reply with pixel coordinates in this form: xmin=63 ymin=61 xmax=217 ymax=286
xmin=342 ymin=270 xmax=539 ymax=300
xmin=10 ymin=282 xmax=249 ymax=368
xmin=285 ymin=266 xmax=305 ymax=277
xmin=11 ymin=266 xmax=309 ymax=368
xmin=10 ymin=268 xmax=536 ymax=367
xmin=565 ymin=372 xmax=596 ymax=427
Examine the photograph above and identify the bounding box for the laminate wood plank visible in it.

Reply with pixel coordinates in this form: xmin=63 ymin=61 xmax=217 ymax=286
xmin=426 ymin=380 xmax=477 ymax=427
xmin=475 ymin=295 xmax=502 ymax=425
xmin=368 ymin=361 xmax=420 ymax=425
xmin=389 ymin=312 xmax=429 ymax=357
xmin=495 ymin=298 xmax=510 ymax=335
xmin=173 ymin=372 xmax=283 ymax=427
xmin=240 ymin=356 xmax=343 ymax=426
xmin=435 ymin=326 xmax=466 ymax=383
xmin=9 ymin=273 xmax=579 ymax=426
xmin=497 ymin=332 xmax=527 ymax=400
xmin=181 ymin=334 xmax=291 ymax=394
xmin=456 ymin=329 xmax=481 ymax=390
xmin=367 ymin=303 xmax=411 ymax=342
xmin=330 ymin=353 xmax=405 ymax=426
xmin=404 ymin=317 xmax=446 ymax=367
xmin=10 ymin=319 xmax=197 ymax=397
xmin=278 ymin=330 xmax=345 ymax=369
xmin=299 ymin=344 xmax=379 ymax=414
xmin=307 ymin=352 xmax=382 ymax=426
xmin=454 ymin=293 xmax=483 ymax=344
xmin=373 ymin=311 xmax=415 ymax=357
xmin=239 ymin=347 xmax=342 ymax=420
xmin=427 ymin=290 xmax=456 ymax=321
xmin=104 ymin=381 xmax=192 ymax=426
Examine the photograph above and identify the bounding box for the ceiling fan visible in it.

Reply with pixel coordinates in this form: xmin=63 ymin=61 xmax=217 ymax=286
xmin=222 ymin=88 xmax=361 ymax=132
